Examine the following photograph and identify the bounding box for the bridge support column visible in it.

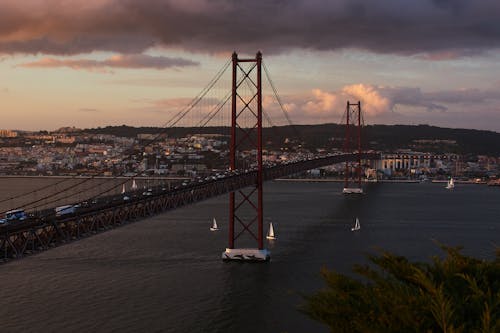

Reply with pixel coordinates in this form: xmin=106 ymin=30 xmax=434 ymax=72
xmin=222 ymin=51 xmax=270 ymax=261
xmin=343 ymin=101 xmax=364 ymax=194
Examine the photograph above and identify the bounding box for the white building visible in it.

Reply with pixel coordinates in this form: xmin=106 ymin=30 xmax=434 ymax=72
xmin=377 ymin=152 xmax=435 ymax=176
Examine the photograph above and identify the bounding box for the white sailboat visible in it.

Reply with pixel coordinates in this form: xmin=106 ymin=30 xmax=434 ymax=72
xmin=131 ymin=179 xmax=138 ymax=190
xmin=266 ymin=222 xmax=276 ymax=240
xmin=445 ymin=177 xmax=454 ymax=189
xmin=210 ymin=218 xmax=219 ymax=231
xmin=351 ymin=217 xmax=361 ymax=231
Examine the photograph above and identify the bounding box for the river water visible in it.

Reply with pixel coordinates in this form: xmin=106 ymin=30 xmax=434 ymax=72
xmin=0 ymin=179 xmax=498 ymax=332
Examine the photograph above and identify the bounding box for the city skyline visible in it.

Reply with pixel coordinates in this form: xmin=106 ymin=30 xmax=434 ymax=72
xmin=1 ymin=0 xmax=500 ymax=131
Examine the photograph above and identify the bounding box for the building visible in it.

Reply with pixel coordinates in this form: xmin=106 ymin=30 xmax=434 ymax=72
xmin=0 ymin=130 xmax=18 ymax=138
xmin=377 ymin=152 xmax=435 ymax=176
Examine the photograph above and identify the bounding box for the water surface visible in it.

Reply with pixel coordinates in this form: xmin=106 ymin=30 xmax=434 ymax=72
xmin=0 ymin=180 xmax=498 ymax=332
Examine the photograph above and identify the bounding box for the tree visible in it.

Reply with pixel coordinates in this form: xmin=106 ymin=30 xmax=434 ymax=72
xmin=301 ymin=245 xmax=500 ymax=333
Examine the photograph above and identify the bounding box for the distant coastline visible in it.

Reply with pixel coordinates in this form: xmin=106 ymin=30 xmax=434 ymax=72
xmin=0 ymin=175 xmax=187 ymax=180
xmin=275 ymin=178 xmax=487 ymax=184
xmin=0 ymin=175 xmax=489 ymax=185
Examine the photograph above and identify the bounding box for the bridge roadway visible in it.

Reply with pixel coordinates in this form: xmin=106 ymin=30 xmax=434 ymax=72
xmin=0 ymin=152 xmax=379 ymax=262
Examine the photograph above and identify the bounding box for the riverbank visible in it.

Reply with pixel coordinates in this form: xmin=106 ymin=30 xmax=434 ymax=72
xmin=0 ymin=175 xmax=187 ymax=180
xmin=275 ymin=178 xmax=418 ymax=183
xmin=276 ymin=178 xmax=487 ymax=184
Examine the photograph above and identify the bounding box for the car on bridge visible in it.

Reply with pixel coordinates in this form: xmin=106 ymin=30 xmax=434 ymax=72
xmin=0 ymin=209 xmax=28 ymax=225
xmin=55 ymin=205 xmax=80 ymax=217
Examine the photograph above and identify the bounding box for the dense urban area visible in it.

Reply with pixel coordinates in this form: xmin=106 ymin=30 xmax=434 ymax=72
xmin=1 ymin=125 xmax=500 ymax=185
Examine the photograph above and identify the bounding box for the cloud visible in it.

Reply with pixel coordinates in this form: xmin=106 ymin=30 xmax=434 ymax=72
xmin=415 ymin=49 xmax=482 ymax=61
xmin=134 ymin=97 xmax=224 ymax=127
xmin=341 ymin=84 xmax=391 ymax=115
xmin=303 ymin=89 xmax=339 ymax=114
xmin=134 ymin=85 xmax=500 ymax=127
xmin=1 ymin=0 xmax=500 ymax=58
xmin=275 ymin=84 xmax=394 ymax=120
xmin=142 ymin=97 xmax=221 ymax=109
xmin=262 ymin=84 xmax=500 ymax=124
xmin=423 ymin=88 xmax=499 ymax=104
xmin=78 ymin=108 xmax=100 ymax=113
xmin=0 ymin=87 xmax=8 ymax=94
xmin=18 ymin=54 xmax=198 ymax=72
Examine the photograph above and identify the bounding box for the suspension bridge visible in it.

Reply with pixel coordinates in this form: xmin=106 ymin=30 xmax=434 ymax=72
xmin=0 ymin=52 xmax=379 ymax=263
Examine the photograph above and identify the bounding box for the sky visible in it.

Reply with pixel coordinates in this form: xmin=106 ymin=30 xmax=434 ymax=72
xmin=1 ymin=0 xmax=500 ymax=132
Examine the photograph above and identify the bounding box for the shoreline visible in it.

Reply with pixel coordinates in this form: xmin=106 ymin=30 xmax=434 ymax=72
xmin=0 ymin=175 xmax=188 ymax=180
xmin=0 ymin=175 xmax=489 ymax=185
xmin=275 ymin=178 xmax=487 ymax=184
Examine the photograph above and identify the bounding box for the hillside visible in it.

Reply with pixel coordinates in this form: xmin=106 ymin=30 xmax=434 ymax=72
xmin=84 ymin=124 xmax=500 ymax=155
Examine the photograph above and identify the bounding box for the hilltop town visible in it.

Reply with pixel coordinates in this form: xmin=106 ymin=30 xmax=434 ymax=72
xmin=1 ymin=125 xmax=499 ymax=182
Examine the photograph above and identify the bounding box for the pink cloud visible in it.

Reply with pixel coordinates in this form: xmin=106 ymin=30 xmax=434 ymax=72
xmin=275 ymin=84 xmax=391 ymax=121
xmin=261 ymin=84 xmax=500 ymax=125
xmin=18 ymin=54 xmax=198 ymax=72
xmin=341 ymin=84 xmax=390 ymax=116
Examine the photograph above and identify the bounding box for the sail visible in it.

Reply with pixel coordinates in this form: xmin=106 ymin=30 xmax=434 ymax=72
xmin=121 ymin=184 xmax=126 ymax=194
xmin=266 ymin=222 xmax=276 ymax=239
xmin=351 ymin=218 xmax=360 ymax=231
xmin=210 ymin=218 xmax=219 ymax=231
xmin=268 ymin=223 xmax=274 ymax=237
xmin=131 ymin=179 xmax=138 ymax=190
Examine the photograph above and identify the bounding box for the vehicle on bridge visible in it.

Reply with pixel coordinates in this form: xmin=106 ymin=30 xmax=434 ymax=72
xmin=55 ymin=205 xmax=79 ymax=217
xmin=0 ymin=209 xmax=28 ymax=225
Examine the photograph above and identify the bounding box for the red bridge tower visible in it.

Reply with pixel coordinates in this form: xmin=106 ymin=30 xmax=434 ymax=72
xmin=342 ymin=101 xmax=364 ymax=194
xmin=222 ymin=52 xmax=270 ymax=261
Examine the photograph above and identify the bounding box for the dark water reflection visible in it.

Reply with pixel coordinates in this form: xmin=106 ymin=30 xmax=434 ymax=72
xmin=0 ymin=180 xmax=498 ymax=332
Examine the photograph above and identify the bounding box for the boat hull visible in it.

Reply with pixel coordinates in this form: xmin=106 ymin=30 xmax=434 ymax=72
xmin=222 ymin=248 xmax=270 ymax=262
xmin=342 ymin=187 xmax=363 ymax=194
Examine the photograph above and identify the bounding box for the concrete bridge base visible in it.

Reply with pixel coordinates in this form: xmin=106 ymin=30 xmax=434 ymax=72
xmin=222 ymin=248 xmax=270 ymax=262
xmin=342 ymin=187 xmax=364 ymax=194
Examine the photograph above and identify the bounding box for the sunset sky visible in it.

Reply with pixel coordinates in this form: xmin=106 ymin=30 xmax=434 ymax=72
xmin=1 ymin=0 xmax=500 ymax=131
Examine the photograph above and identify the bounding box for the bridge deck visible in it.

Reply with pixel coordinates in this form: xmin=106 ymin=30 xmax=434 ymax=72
xmin=0 ymin=153 xmax=379 ymax=262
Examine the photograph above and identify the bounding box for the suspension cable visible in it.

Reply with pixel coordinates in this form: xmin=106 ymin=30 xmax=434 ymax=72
xmin=1 ymin=59 xmax=231 ymax=216
xmin=262 ymin=61 xmax=304 ymax=143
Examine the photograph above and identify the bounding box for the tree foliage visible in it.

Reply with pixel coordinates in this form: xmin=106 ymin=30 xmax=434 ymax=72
xmin=301 ymin=246 xmax=500 ymax=333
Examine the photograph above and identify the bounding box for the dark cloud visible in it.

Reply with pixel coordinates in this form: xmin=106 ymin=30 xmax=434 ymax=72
xmin=423 ymin=88 xmax=499 ymax=104
xmin=1 ymin=0 xmax=500 ymax=58
xmin=18 ymin=54 xmax=198 ymax=72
